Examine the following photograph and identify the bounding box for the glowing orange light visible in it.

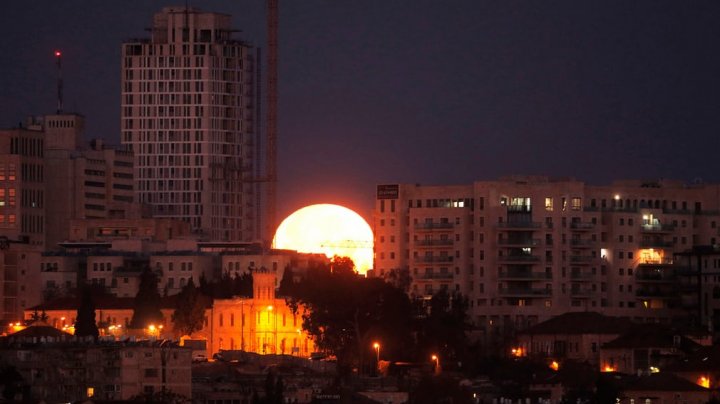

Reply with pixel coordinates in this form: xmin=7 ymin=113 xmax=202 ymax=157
xmin=273 ymin=204 xmax=373 ymax=274
xmin=550 ymin=361 xmax=559 ymax=371
xmin=511 ymin=347 xmax=524 ymax=357
xmin=602 ymin=365 xmax=616 ymax=372
xmin=699 ymin=376 xmax=710 ymax=388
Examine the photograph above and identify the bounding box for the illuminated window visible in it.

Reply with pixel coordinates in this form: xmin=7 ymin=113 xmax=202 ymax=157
xmin=545 ymin=197 xmax=553 ymax=211
xmin=571 ymin=198 xmax=581 ymax=210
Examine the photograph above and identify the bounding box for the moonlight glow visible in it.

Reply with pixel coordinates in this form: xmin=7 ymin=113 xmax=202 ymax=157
xmin=273 ymin=204 xmax=373 ymax=275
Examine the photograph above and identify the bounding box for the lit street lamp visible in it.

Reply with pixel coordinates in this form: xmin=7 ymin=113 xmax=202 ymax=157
xmin=373 ymin=342 xmax=380 ymax=371
xmin=431 ymin=354 xmax=440 ymax=374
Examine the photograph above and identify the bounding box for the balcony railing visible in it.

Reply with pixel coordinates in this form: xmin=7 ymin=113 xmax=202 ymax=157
xmin=415 ymin=239 xmax=454 ymax=247
xmin=414 ymin=256 xmax=454 ymax=263
xmin=636 ymin=272 xmax=676 ymax=282
xmin=415 ymin=222 xmax=454 ymax=230
xmin=637 ymin=259 xmax=674 ymax=266
xmin=570 ymin=289 xmax=593 ymax=297
xmin=498 ymin=255 xmax=541 ymax=263
xmin=570 ymin=222 xmax=595 ymax=230
xmin=570 ymin=256 xmax=595 ymax=264
xmin=498 ymin=271 xmax=552 ymax=280
xmin=570 ymin=239 xmax=594 ymax=248
xmin=570 ymin=272 xmax=594 ymax=280
xmin=497 ymin=222 xmax=541 ymax=229
xmin=640 ymin=224 xmax=676 ymax=232
xmin=497 ymin=238 xmax=542 ymax=247
xmin=498 ymin=287 xmax=552 ymax=297
xmin=638 ymin=240 xmax=674 ymax=248
xmin=636 ymin=288 xmax=677 ymax=298
xmin=417 ymin=272 xmax=454 ymax=280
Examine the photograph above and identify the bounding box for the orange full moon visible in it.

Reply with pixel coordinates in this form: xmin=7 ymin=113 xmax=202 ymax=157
xmin=273 ymin=204 xmax=374 ymax=275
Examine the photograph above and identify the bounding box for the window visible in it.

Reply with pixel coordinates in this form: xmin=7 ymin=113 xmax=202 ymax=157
xmin=545 ymin=197 xmax=553 ymax=211
xmin=571 ymin=197 xmax=581 ymax=211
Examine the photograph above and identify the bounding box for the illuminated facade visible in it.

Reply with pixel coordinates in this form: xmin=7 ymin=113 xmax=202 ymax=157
xmin=373 ymin=177 xmax=720 ymax=332
xmin=203 ymin=270 xmax=315 ymax=357
xmin=121 ymin=7 xmax=260 ymax=241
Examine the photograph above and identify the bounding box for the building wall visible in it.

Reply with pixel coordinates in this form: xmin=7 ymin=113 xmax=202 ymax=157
xmin=203 ymin=272 xmax=315 ymax=357
xmin=121 ymin=6 xmax=259 ymax=241
xmin=0 ymin=342 xmax=191 ymax=401
xmin=0 ymin=127 xmax=45 ymax=247
xmin=373 ymin=178 xmax=720 ymax=333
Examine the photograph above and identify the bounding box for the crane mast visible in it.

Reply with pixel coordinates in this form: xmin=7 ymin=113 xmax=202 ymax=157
xmin=266 ymin=0 xmax=278 ymax=246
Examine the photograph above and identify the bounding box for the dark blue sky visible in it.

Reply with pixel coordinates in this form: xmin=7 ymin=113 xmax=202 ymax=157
xmin=2 ymin=1 xmax=720 ymax=221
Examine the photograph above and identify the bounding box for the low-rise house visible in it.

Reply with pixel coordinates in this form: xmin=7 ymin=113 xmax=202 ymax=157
xmin=600 ymin=324 xmax=701 ymax=374
xmin=516 ymin=312 xmax=633 ymax=365
xmin=619 ymin=373 xmax=712 ymax=404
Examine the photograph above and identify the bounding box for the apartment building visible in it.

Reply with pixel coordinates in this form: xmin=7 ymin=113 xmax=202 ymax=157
xmin=0 ymin=329 xmax=191 ymax=401
xmin=372 ymin=177 xmax=720 ymax=334
xmin=121 ymin=7 xmax=259 ymax=241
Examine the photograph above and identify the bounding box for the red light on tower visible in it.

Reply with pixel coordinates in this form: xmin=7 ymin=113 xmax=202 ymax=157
xmin=54 ymin=50 xmax=62 ymax=57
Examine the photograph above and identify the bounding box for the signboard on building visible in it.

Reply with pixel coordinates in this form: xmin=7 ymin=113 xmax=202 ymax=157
xmin=376 ymin=184 xmax=399 ymax=199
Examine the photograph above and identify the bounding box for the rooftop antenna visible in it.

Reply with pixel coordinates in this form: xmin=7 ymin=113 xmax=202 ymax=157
xmin=54 ymin=50 xmax=63 ymax=114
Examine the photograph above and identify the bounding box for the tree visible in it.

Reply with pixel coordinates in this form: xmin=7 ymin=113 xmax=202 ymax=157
xmin=171 ymin=277 xmax=207 ymax=336
xmin=130 ymin=267 xmax=164 ymax=329
xmin=415 ymin=289 xmax=470 ymax=369
xmin=285 ymin=260 xmax=415 ymax=377
xmin=75 ymin=287 xmax=99 ymax=338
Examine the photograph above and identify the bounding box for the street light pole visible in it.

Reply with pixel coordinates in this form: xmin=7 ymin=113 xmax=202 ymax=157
xmin=431 ymin=354 xmax=440 ymax=375
xmin=373 ymin=342 xmax=380 ymax=371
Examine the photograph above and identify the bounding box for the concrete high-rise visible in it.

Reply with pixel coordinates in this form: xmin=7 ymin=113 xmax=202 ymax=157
xmin=372 ymin=177 xmax=720 ymax=335
xmin=121 ymin=7 xmax=258 ymax=241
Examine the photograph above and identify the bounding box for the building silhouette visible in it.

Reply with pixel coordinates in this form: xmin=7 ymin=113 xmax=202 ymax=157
xmin=121 ymin=7 xmax=259 ymax=241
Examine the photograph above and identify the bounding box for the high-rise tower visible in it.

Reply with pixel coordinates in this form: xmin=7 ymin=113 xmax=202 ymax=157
xmin=121 ymin=7 xmax=258 ymax=241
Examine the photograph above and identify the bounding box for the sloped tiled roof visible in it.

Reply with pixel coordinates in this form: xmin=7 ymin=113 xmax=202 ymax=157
xmin=667 ymin=345 xmax=720 ymax=372
xmin=602 ymin=324 xmax=701 ymax=352
xmin=27 ymin=295 xmax=188 ymax=311
xmin=624 ymin=373 xmax=708 ymax=392
xmin=6 ymin=325 xmax=72 ymax=339
xmin=521 ymin=312 xmax=634 ymax=335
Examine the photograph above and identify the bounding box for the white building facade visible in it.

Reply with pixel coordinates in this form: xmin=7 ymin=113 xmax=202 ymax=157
xmin=121 ymin=7 xmax=259 ymax=241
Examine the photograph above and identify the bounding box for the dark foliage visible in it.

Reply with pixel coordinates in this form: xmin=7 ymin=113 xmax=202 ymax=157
xmin=171 ymin=277 xmax=209 ymax=336
xmin=130 ymin=267 xmax=164 ymax=329
xmin=74 ymin=287 xmax=99 ymax=338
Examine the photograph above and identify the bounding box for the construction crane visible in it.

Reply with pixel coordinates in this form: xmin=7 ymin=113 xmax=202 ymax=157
xmin=265 ymin=0 xmax=278 ymax=247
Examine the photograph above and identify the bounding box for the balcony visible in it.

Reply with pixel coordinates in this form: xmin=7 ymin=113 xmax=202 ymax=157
xmin=636 ymin=271 xmax=676 ymax=283
xmin=497 ymin=221 xmax=541 ymax=230
xmin=497 ymin=238 xmax=542 ymax=247
xmin=415 ymin=239 xmax=454 ymax=247
xmin=498 ymin=287 xmax=552 ymax=297
xmin=569 ymin=256 xmax=595 ymax=265
xmin=498 ymin=254 xmax=541 ymax=263
xmin=639 ymin=240 xmax=674 ymax=248
xmin=570 ymin=239 xmax=594 ymax=249
xmin=414 ymin=256 xmax=454 ymax=264
xmin=415 ymin=222 xmax=454 ymax=231
xmin=637 ymin=259 xmax=673 ymax=267
xmin=570 ymin=288 xmax=593 ymax=297
xmin=570 ymin=272 xmax=594 ymax=281
xmin=640 ymin=224 xmax=676 ymax=233
xmin=498 ymin=271 xmax=552 ymax=280
xmin=570 ymin=222 xmax=595 ymax=231
xmin=636 ymin=288 xmax=677 ymax=298
xmin=416 ymin=272 xmax=454 ymax=280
